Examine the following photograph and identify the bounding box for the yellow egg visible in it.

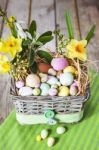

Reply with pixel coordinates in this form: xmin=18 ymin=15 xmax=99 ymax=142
xmin=58 ymin=86 xmax=69 ymax=96
xmin=63 ymin=66 xmax=78 ymax=75
xmin=36 ymin=135 xmax=42 ymax=141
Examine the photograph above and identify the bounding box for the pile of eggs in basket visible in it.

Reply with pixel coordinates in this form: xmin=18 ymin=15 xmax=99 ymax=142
xmin=16 ymin=57 xmax=79 ymax=96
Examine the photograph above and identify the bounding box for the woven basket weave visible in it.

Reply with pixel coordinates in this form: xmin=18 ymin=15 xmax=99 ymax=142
xmin=10 ymin=78 xmax=90 ymax=116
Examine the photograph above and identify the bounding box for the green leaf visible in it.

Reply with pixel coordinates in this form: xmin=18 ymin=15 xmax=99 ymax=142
xmin=85 ymin=25 xmax=96 ymax=44
xmin=29 ymin=20 xmax=36 ymax=37
xmin=37 ymin=36 xmax=53 ymax=44
xmin=37 ymin=50 xmax=53 ymax=63
xmin=64 ymin=11 xmax=74 ymax=39
xmin=38 ymin=31 xmax=52 ymax=38
xmin=30 ymin=61 xmax=38 ymax=73
xmin=29 ymin=49 xmax=35 ymax=66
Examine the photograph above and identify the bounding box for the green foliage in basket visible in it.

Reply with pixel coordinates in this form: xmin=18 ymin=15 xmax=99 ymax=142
xmin=0 ymin=7 xmax=53 ymax=79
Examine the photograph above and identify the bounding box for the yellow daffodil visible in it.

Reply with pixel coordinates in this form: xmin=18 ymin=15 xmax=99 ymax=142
xmin=66 ymin=39 xmax=87 ymax=61
xmin=0 ymin=36 xmax=22 ymax=58
xmin=6 ymin=16 xmax=16 ymax=28
xmin=0 ymin=55 xmax=10 ymax=73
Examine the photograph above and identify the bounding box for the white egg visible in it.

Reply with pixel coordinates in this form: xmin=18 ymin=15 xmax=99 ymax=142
xmin=48 ymin=68 xmax=57 ymax=76
xmin=60 ymin=72 xmax=74 ymax=86
xmin=47 ymin=137 xmax=55 ymax=147
xmin=18 ymin=86 xmax=33 ymax=96
xmin=56 ymin=126 xmax=66 ymax=134
xmin=41 ymin=129 xmax=48 ymax=139
xmin=47 ymin=76 xmax=59 ymax=85
xmin=40 ymin=83 xmax=50 ymax=96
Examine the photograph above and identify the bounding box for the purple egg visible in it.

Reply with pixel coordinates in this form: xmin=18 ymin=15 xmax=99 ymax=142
xmin=51 ymin=58 xmax=68 ymax=71
xmin=16 ymin=80 xmax=24 ymax=89
xmin=49 ymin=88 xmax=58 ymax=96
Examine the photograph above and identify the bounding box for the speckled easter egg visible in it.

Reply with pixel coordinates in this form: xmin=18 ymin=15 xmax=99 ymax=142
xmin=38 ymin=63 xmax=51 ymax=73
xmin=19 ymin=86 xmax=33 ymax=96
xmin=70 ymin=85 xmax=78 ymax=96
xmin=56 ymin=126 xmax=66 ymax=134
xmin=64 ymin=66 xmax=78 ymax=75
xmin=47 ymin=76 xmax=59 ymax=85
xmin=41 ymin=129 xmax=48 ymax=139
xmin=15 ymin=80 xmax=24 ymax=89
xmin=60 ymin=72 xmax=74 ymax=86
xmin=26 ymin=74 xmax=40 ymax=88
xmin=48 ymin=68 xmax=57 ymax=76
xmin=58 ymin=86 xmax=69 ymax=96
xmin=49 ymin=88 xmax=58 ymax=96
xmin=39 ymin=73 xmax=48 ymax=81
xmin=51 ymin=58 xmax=68 ymax=71
xmin=40 ymin=83 xmax=50 ymax=96
xmin=47 ymin=137 xmax=55 ymax=147
xmin=32 ymin=88 xmax=41 ymax=96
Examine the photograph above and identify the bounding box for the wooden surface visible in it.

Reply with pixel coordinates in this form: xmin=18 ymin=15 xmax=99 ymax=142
xmin=0 ymin=0 xmax=99 ymax=123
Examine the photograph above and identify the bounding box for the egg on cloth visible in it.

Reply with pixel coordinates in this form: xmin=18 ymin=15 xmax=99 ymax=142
xmin=15 ymin=80 xmax=24 ymax=89
xmin=32 ymin=88 xmax=41 ymax=96
xmin=26 ymin=74 xmax=40 ymax=88
xmin=51 ymin=57 xmax=68 ymax=71
xmin=18 ymin=86 xmax=33 ymax=96
xmin=58 ymin=86 xmax=69 ymax=96
xmin=38 ymin=63 xmax=51 ymax=73
xmin=56 ymin=126 xmax=66 ymax=134
xmin=70 ymin=85 xmax=78 ymax=96
xmin=41 ymin=129 xmax=48 ymax=139
xmin=40 ymin=83 xmax=50 ymax=96
xmin=47 ymin=137 xmax=55 ymax=147
xmin=49 ymin=88 xmax=58 ymax=96
xmin=64 ymin=66 xmax=78 ymax=75
xmin=60 ymin=72 xmax=74 ymax=86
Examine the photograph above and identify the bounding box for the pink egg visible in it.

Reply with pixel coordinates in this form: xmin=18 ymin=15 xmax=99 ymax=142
xmin=72 ymin=80 xmax=79 ymax=87
xmin=16 ymin=80 xmax=24 ymax=89
xmin=49 ymin=88 xmax=58 ymax=96
xmin=51 ymin=58 xmax=68 ymax=71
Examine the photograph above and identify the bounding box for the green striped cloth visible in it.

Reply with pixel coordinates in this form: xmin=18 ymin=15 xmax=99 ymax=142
xmin=0 ymin=72 xmax=99 ymax=150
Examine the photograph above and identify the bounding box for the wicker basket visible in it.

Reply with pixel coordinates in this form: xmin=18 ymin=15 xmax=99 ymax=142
xmin=10 ymin=78 xmax=90 ymax=125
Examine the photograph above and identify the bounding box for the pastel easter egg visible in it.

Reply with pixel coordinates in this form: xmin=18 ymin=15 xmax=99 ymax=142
xmin=18 ymin=86 xmax=33 ymax=96
xmin=51 ymin=84 xmax=58 ymax=89
xmin=60 ymin=72 xmax=74 ymax=86
xmin=32 ymin=88 xmax=41 ymax=96
xmin=41 ymin=129 xmax=48 ymax=139
xmin=72 ymin=80 xmax=79 ymax=87
xmin=47 ymin=137 xmax=55 ymax=147
xmin=56 ymin=126 xmax=66 ymax=134
xmin=40 ymin=83 xmax=50 ymax=96
xmin=48 ymin=68 xmax=57 ymax=76
xmin=15 ymin=80 xmax=24 ymax=89
xmin=64 ymin=66 xmax=78 ymax=75
xmin=70 ymin=85 xmax=78 ymax=96
xmin=58 ymin=86 xmax=69 ymax=96
xmin=47 ymin=76 xmax=59 ymax=85
xmin=49 ymin=88 xmax=58 ymax=96
xmin=56 ymin=71 xmax=63 ymax=79
xmin=38 ymin=63 xmax=51 ymax=73
xmin=51 ymin=58 xmax=68 ymax=71
xmin=26 ymin=74 xmax=40 ymax=88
